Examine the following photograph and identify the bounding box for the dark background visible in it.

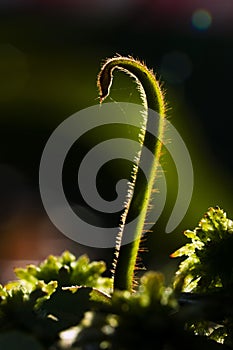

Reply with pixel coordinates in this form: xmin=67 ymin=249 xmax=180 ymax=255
xmin=0 ymin=0 xmax=233 ymax=283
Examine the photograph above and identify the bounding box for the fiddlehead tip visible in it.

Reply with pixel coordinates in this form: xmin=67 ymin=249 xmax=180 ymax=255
xmin=97 ymin=57 xmax=115 ymax=103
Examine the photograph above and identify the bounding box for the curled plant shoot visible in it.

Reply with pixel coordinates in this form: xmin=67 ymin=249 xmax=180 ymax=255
xmin=97 ymin=56 xmax=166 ymax=292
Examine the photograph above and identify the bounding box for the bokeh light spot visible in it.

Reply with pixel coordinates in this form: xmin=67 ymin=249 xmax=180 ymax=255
xmin=192 ymin=9 xmax=212 ymax=31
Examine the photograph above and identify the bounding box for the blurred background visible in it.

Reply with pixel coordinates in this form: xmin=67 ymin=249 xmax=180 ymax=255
xmin=0 ymin=0 xmax=233 ymax=284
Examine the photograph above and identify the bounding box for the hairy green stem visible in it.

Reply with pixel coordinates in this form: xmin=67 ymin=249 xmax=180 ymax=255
xmin=97 ymin=56 xmax=166 ymax=291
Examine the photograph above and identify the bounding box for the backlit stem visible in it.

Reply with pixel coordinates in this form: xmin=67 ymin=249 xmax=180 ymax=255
xmin=97 ymin=56 xmax=166 ymax=291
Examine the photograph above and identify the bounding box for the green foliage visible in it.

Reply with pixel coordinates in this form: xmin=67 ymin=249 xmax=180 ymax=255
xmin=172 ymin=207 xmax=233 ymax=347
xmin=73 ymin=272 xmax=181 ymax=350
xmin=14 ymin=251 xmax=112 ymax=293
xmin=172 ymin=207 xmax=233 ymax=293
xmin=0 ymin=252 xmax=112 ymax=348
xmin=0 ymin=223 xmax=233 ymax=349
xmin=58 ymin=272 xmax=227 ymax=350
